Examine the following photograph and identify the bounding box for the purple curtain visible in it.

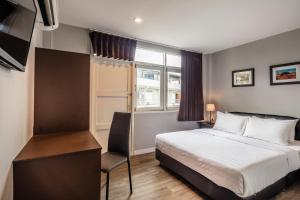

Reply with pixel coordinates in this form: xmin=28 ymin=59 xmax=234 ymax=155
xmin=89 ymin=31 xmax=137 ymax=61
xmin=178 ymin=50 xmax=204 ymax=121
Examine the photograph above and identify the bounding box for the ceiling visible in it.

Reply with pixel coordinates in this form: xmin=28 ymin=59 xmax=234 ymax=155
xmin=58 ymin=0 xmax=300 ymax=54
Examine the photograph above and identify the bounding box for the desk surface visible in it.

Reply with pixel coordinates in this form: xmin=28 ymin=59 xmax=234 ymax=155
xmin=14 ymin=131 xmax=101 ymax=162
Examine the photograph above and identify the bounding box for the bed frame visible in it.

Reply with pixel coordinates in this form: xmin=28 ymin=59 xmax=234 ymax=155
xmin=155 ymin=112 xmax=300 ymax=200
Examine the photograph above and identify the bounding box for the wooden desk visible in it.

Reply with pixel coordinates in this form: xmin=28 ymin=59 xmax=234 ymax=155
xmin=13 ymin=131 xmax=101 ymax=200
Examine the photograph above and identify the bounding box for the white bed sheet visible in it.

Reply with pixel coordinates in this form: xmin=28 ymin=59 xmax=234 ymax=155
xmin=155 ymin=128 xmax=300 ymax=197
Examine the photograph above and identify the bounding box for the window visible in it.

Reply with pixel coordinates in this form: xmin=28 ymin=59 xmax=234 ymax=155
xmin=134 ymin=48 xmax=164 ymax=65
xmin=135 ymin=48 xmax=181 ymax=111
xmin=166 ymin=54 xmax=181 ymax=68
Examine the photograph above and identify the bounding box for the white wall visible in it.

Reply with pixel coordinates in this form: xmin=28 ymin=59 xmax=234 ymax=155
xmin=0 ymin=27 xmax=42 ymax=200
xmin=208 ymin=28 xmax=300 ymax=118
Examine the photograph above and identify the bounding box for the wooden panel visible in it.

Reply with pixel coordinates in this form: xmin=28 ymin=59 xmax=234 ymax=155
xmin=34 ymin=48 xmax=90 ymax=134
xmin=14 ymin=149 xmax=101 ymax=200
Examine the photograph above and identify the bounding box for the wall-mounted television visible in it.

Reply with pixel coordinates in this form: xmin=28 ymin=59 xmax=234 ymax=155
xmin=0 ymin=0 xmax=37 ymax=71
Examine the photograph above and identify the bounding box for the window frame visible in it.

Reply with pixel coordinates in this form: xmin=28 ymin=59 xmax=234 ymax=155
xmin=134 ymin=49 xmax=181 ymax=112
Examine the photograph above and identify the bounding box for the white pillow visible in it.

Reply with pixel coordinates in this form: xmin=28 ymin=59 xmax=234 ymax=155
xmin=271 ymin=118 xmax=298 ymax=142
xmin=213 ymin=112 xmax=249 ymax=135
xmin=244 ymin=117 xmax=295 ymax=145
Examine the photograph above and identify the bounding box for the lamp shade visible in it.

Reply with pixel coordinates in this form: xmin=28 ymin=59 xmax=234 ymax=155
xmin=206 ymin=104 xmax=215 ymax=112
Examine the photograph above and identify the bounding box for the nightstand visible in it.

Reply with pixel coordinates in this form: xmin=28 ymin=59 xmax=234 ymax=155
xmin=197 ymin=121 xmax=214 ymax=128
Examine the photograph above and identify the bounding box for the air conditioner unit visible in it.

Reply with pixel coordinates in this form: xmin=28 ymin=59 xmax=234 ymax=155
xmin=36 ymin=0 xmax=59 ymax=31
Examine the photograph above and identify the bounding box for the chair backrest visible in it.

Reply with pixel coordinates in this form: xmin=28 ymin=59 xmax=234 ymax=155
xmin=108 ymin=112 xmax=131 ymax=157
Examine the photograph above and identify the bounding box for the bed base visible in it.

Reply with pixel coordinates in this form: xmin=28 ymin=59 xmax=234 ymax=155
xmin=156 ymin=149 xmax=299 ymax=200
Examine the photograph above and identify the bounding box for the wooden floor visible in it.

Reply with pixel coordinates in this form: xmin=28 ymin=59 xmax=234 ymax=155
xmin=101 ymin=153 xmax=300 ymax=200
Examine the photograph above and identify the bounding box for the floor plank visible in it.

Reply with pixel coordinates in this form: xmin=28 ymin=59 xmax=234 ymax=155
xmin=101 ymin=153 xmax=300 ymax=200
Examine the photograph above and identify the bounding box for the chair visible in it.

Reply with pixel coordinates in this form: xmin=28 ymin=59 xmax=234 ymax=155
xmin=101 ymin=112 xmax=132 ymax=200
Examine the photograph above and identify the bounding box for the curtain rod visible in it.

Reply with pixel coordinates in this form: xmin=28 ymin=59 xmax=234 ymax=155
xmin=89 ymin=28 xmax=202 ymax=54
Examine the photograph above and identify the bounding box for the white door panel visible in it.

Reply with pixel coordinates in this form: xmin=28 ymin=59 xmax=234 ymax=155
xmin=91 ymin=58 xmax=133 ymax=153
xmin=94 ymin=130 xmax=110 ymax=153
xmin=95 ymin=97 xmax=128 ymax=130
xmin=96 ymin=65 xmax=129 ymax=94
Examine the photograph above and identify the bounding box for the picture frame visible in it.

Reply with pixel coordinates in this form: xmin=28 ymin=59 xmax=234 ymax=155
xmin=232 ymin=68 xmax=255 ymax=87
xmin=270 ymin=62 xmax=300 ymax=86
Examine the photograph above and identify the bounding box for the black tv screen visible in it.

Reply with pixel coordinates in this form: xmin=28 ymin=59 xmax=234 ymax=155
xmin=0 ymin=0 xmax=37 ymax=71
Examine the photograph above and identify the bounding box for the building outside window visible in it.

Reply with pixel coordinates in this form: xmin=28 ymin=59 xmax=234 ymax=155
xmin=167 ymin=71 xmax=181 ymax=108
xmin=136 ymin=67 xmax=162 ymax=109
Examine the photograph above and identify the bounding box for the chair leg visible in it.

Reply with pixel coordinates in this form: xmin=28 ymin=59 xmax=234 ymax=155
xmin=127 ymin=159 xmax=133 ymax=194
xmin=106 ymin=172 xmax=110 ymax=200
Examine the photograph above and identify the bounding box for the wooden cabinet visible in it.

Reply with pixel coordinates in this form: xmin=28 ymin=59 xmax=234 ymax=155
xmin=13 ymin=48 xmax=101 ymax=200
xmin=13 ymin=131 xmax=101 ymax=200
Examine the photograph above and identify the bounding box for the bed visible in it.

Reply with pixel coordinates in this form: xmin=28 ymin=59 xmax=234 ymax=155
xmin=155 ymin=112 xmax=300 ymax=200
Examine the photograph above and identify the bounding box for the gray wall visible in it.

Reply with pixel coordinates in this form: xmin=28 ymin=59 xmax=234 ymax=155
xmin=209 ymin=29 xmax=300 ymax=118
xmin=43 ymin=24 xmax=90 ymax=54
xmin=134 ymin=112 xmax=198 ymax=150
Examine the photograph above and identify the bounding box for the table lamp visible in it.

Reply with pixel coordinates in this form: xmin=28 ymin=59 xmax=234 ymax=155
xmin=206 ymin=104 xmax=216 ymax=125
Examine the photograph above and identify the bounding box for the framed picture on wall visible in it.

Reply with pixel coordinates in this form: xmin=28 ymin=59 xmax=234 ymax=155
xmin=270 ymin=62 xmax=300 ymax=86
xmin=232 ymin=68 xmax=255 ymax=87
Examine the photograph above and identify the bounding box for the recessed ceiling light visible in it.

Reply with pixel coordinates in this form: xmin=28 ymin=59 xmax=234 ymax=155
xmin=134 ymin=17 xmax=143 ymax=24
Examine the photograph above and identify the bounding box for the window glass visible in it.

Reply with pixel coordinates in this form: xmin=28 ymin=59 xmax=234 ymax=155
xmin=136 ymin=67 xmax=162 ymax=109
xmin=166 ymin=54 xmax=181 ymax=67
xmin=167 ymin=71 xmax=181 ymax=107
xmin=135 ymin=48 xmax=164 ymax=65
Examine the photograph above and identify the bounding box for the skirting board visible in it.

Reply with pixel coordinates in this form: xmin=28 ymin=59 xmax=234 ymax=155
xmin=134 ymin=147 xmax=155 ymax=155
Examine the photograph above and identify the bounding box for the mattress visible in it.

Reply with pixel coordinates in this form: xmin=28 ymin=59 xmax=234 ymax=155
xmin=155 ymin=128 xmax=300 ymax=198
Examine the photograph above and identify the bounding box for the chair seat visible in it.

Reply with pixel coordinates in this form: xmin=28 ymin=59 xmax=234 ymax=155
xmin=101 ymin=152 xmax=127 ymax=173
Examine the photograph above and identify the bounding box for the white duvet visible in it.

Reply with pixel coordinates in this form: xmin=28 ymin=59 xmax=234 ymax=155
xmin=155 ymin=128 xmax=300 ymax=198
